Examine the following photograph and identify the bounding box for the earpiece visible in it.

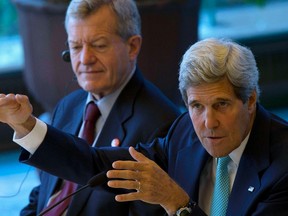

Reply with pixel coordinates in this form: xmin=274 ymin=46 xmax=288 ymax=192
xmin=62 ymin=50 xmax=71 ymax=62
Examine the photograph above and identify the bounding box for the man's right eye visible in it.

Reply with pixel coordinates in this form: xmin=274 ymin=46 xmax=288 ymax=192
xmin=191 ymin=103 xmax=201 ymax=109
xmin=71 ymin=46 xmax=81 ymax=50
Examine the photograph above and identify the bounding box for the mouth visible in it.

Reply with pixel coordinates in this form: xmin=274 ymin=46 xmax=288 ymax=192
xmin=79 ymin=70 xmax=105 ymax=78
xmin=82 ymin=69 xmax=104 ymax=73
xmin=203 ymin=136 xmax=225 ymax=145
xmin=206 ymin=136 xmax=222 ymax=139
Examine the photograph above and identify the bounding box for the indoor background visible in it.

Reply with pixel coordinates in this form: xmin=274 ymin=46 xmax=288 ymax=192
xmin=0 ymin=0 xmax=287 ymax=215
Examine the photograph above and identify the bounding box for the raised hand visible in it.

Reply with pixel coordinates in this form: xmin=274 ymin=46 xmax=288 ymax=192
xmin=0 ymin=94 xmax=36 ymax=138
xmin=106 ymin=147 xmax=190 ymax=215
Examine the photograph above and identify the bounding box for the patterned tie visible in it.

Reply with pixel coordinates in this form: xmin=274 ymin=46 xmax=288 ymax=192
xmin=43 ymin=102 xmax=100 ymax=216
xmin=210 ymin=156 xmax=231 ymax=216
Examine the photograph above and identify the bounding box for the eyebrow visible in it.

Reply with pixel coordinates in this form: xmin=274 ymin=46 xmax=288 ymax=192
xmin=68 ymin=36 xmax=108 ymax=44
xmin=188 ymin=97 xmax=231 ymax=105
xmin=67 ymin=40 xmax=80 ymax=45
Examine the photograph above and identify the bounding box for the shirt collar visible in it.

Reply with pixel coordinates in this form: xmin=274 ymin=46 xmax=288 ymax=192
xmin=228 ymin=131 xmax=251 ymax=167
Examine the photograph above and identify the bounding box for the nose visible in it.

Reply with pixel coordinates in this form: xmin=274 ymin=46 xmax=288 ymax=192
xmin=204 ymin=108 xmax=219 ymax=130
xmin=80 ymin=45 xmax=96 ymax=65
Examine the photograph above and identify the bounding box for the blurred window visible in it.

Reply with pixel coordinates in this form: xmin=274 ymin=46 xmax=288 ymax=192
xmin=0 ymin=0 xmax=23 ymax=73
xmin=0 ymin=0 xmax=287 ymax=73
xmin=199 ymin=0 xmax=288 ymax=40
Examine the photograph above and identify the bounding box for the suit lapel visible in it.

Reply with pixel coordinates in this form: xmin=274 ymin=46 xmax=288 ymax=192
xmin=51 ymin=92 xmax=86 ymax=216
xmin=174 ymin=141 xmax=210 ymax=201
xmin=40 ymin=173 xmax=62 ymax=210
xmin=68 ymin=69 xmax=144 ymax=215
xmin=227 ymin=156 xmax=262 ymax=216
xmin=227 ymin=105 xmax=271 ymax=215
xmin=60 ymin=100 xmax=84 ymax=135
xmin=95 ymin=69 xmax=143 ymax=148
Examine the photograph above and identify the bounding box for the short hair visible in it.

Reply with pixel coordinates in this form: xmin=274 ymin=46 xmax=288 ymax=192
xmin=179 ymin=38 xmax=260 ymax=106
xmin=65 ymin=0 xmax=141 ymax=40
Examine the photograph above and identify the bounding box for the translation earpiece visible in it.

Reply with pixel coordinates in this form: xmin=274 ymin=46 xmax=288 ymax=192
xmin=62 ymin=50 xmax=71 ymax=62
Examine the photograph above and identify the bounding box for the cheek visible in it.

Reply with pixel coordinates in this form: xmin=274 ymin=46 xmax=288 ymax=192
xmin=225 ymin=113 xmax=248 ymax=148
xmin=70 ymin=57 xmax=78 ymax=74
xmin=189 ymin=113 xmax=203 ymax=137
xmin=235 ymin=114 xmax=250 ymax=140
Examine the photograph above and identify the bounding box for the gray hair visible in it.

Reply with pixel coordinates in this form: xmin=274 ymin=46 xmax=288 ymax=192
xmin=65 ymin=0 xmax=141 ymax=39
xmin=179 ymin=38 xmax=260 ymax=106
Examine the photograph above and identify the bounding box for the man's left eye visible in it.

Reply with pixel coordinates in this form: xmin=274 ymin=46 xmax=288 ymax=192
xmin=219 ymin=102 xmax=227 ymax=106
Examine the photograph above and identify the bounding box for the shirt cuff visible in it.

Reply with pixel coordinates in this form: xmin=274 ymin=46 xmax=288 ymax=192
xmin=13 ymin=118 xmax=48 ymax=154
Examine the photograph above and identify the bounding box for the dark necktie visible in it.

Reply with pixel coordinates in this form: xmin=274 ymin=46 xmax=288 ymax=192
xmin=43 ymin=102 xmax=100 ymax=216
xmin=81 ymin=102 xmax=101 ymax=145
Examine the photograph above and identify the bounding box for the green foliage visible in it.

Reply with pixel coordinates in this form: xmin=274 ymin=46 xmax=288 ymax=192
xmin=245 ymin=0 xmax=266 ymax=6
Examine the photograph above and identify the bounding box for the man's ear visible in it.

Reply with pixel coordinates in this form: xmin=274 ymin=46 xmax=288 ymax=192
xmin=127 ymin=35 xmax=142 ymax=61
xmin=247 ymin=90 xmax=257 ymax=113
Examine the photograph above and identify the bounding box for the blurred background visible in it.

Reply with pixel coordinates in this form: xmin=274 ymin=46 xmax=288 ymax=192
xmin=0 ymin=0 xmax=287 ymax=215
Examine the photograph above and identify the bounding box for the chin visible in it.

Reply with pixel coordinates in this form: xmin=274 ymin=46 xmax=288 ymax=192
xmin=206 ymin=148 xmax=226 ymax=158
xmin=81 ymin=82 xmax=98 ymax=91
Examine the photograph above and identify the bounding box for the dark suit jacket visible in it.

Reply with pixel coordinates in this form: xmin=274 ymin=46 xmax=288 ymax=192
xmin=21 ymin=103 xmax=288 ymax=216
xmin=20 ymin=68 xmax=181 ymax=216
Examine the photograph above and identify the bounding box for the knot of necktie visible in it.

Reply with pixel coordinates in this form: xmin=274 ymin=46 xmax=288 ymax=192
xmin=217 ymin=156 xmax=231 ymax=172
xmin=85 ymin=102 xmax=100 ymax=123
xmin=82 ymin=102 xmax=101 ymax=145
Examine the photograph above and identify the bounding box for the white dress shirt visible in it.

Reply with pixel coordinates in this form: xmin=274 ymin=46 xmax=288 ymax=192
xmin=198 ymin=133 xmax=250 ymax=214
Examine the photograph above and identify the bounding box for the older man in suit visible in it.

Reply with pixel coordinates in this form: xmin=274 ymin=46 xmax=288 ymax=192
xmin=11 ymin=0 xmax=180 ymax=215
xmin=2 ymin=38 xmax=288 ymax=216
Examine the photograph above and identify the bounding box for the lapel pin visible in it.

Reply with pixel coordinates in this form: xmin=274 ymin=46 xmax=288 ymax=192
xmin=248 ymin=186 xmax=255 ymax=192
xmin=111 ymin=138 xmax=120 ymax=147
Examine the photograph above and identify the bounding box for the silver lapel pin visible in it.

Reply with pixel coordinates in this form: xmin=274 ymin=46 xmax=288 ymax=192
xmin=248 ymin=186 xmax=255 ymax=192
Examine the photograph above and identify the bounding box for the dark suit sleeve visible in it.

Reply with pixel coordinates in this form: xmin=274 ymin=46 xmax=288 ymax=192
xmin=19 ymin=117 xmax=208 ymax=216
xmin=19 ymin=123 xmax=172 ymax=185
xmin=20 ymin=185 xmax=39 ymax=216
xmin=19 ymin=125 xmax=132 ymax=185
xmin=191 ymin=205 xmax=207 ymax=216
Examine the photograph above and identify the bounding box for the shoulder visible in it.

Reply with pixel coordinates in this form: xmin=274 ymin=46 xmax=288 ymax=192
xmin=119 ymin=69 xmax=182 ymax=119
xmin=51 ymin=89 xmax=86 ymax=123
xmin=54 ymin=89 xmax=86 ymax=110
xmin=254 ymin=104 xmax=288 ymax=146
xmin=134 ymin=71 xmax=181 ymax=113
xmin=166 ymin=112 xmax=196 ymax=142
xmin=246 ymin=104 xmax=288 ymax=175
xmin=60 ymin=89 xmax=87 ymax=104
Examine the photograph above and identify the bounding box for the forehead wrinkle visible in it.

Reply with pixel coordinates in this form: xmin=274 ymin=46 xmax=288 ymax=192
xmin=187 ymin=85 xmax=234 ymax=106
xmin=68 ymin=35 xmax=108 ymax=44
xmin=187 ymin=78 xmax=236 ymax=102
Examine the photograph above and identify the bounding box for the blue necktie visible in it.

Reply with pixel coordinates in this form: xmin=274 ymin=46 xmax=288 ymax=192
xmin=210 ymin=156 xmax=231 ymax=216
